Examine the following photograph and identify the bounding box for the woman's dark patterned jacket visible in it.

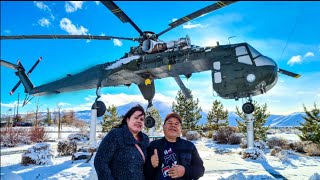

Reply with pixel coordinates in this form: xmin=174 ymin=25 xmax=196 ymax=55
xmin=94 ymin=125 xmax=150 ymax=180
xmin=145 ymin=137 xmax=205 ymax=180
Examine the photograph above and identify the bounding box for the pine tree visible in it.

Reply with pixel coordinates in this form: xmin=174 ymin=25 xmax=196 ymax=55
xmin=144 ymin=106 xmax=162 ymax=133
xmin=207 ymin=100 xmax=229 ymax=130
xmin=102 ymin=104 xmax=121 ymax=132
xmin=172 ymin=90 xmax=202 ymax=130
xmin=46 ymin=108 xmax=53 ymax=126
xmin=298 ymin=103 xmax=320 ymax=144
xmin=235 ymin=101 xmax=270 ymax=141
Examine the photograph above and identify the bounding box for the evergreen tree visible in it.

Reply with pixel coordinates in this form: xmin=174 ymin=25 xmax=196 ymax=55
xmin=172 ymin=90 xmax=202 ymax=130
xmin=46 ymin=108 xmax=53 ymax=126
xmin=102 ymin=104 xmax=121 ymax=132
xmin=207 ymin=100 xmax=229 ymax=130
xmin=298 ymin=103 xmax=320 ymax=144
xmin=235 ymin=101 xmax=270 ymax=141
xmin=144 ymin=106 xmax=162 ymax=133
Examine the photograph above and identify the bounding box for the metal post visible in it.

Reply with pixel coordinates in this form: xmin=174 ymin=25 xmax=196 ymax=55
xmin=246 ymin=113 xmax=254 ymax=148
xmin=89 ymin=108 xmax=97 ymax=147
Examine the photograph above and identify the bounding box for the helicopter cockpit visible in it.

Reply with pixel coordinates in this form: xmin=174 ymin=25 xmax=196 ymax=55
xmin=236 ymin=44 xmax=277 ymax=67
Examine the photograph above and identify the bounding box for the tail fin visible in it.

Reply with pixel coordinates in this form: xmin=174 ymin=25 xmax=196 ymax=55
xmin=0 ymin=59 xmax=35 ymax=94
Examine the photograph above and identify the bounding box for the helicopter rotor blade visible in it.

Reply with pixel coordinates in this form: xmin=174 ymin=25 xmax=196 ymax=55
xmin=101 ymin=1 xmax=144 ymax=36
xmin=157 ymin=1 xmax=238 ymax=37
xmin=278 ymin=68 xmax=301 ymax=78
xmin=0 ymin=34 xmax=137 ymax=41
xmin=0 ymin=60 xmax=19 ymax=70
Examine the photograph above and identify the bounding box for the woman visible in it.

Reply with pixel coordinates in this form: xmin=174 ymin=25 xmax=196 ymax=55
xmin=94 ymin=104 xmax=150 ymax=180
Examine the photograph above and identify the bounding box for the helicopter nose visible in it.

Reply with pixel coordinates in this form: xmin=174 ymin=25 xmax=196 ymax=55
xmin=254 ymin=56 xmax=276 ymax=67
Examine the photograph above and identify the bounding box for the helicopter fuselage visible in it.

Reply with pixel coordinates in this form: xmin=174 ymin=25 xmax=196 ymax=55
xmin=29 ymin=42 xmax=278 ymax=100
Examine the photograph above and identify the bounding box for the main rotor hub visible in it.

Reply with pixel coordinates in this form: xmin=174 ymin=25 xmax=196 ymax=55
xmin=140 ymin=31 xmax=157 ymax=42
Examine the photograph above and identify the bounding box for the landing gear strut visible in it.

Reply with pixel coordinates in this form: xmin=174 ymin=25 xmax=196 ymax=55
xmin=145 ymin=100 xmax=156 ymax=128
xmin=242 ymin=95 xmax=255 ymax=148
xmin=89 ymin=86 xmax=106 ymax=147
xmin=138 ymin=83 xmax=156 ymax=129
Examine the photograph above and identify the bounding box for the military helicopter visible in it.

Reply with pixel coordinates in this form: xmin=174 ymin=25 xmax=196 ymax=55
xmin=1 ymin=1 xmax=300 ymax=128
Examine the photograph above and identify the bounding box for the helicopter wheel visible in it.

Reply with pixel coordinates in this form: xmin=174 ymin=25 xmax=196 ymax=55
xmin=91 ymin=101 xmax=106 ymax=117
xmin=144 ymin=116 xmax=155 ymax=128
xmin=242 ymin=102 xmax=254 ymax=114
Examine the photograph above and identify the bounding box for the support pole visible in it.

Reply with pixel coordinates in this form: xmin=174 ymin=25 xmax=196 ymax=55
xmin=89 ymin=109 xmax=97 ymax=148
xmin=246 ymin=113 xmax=254 ymax=148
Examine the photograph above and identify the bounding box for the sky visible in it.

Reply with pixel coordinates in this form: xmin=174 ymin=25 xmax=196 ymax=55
xmin=1 ymin=1 xmax=320 ymax=116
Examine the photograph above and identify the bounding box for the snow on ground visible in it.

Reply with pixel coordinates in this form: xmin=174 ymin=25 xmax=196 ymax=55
xmin=1 ymin=131 xmax=320 ymax=180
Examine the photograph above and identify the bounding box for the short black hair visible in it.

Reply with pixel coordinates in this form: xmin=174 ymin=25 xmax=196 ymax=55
xmin=118 ymin=104 xmax=145 ymax=127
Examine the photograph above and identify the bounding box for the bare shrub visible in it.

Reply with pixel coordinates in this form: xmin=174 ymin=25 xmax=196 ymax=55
xmin=19 ymin=129 xmax=32 ymax=145
xmin=228 ymin=133 xmax=243 ymax=144
xmin=182 ymin=129 xmax=189 ymax=137
xmin=270 ymin=146 xmax=282 ymax=156
xmin=57 ymin=140 xmax=77 ymax=156
xmin=267 ymin=137 xmax=289 ymax=149
xmin=30 ymin=126 xmax=48 ymax=143
xmin=21 ymin=142 xmax=55 ymax=165
xmin=73 ymin=120 xmax=88 ymax=133
xmin=186 ymin=131 xmax=200 ymax=141
xmin=68 ymin=133 xmax=89 ymax=142
xmin=240 ymin=138 xmax=247 ymax=149
xmin=303 ymin=142 xmax=320 ymax=156
xmin=254 ymin=140 xmax=268 ymax=152
xmin=288 ymin=141 xmax=305 ymax=153
xmin=241 ymin=147 xmax=265 ymax=160
xmin=215 ymin=126 xmax=238 ymax=144
xmin=1 ymin=127 xmax=24 ymax=147
xmin=206 ymin=131 xmax=213 ymax=138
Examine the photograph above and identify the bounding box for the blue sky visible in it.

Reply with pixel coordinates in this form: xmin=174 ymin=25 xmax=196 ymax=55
xmin=1 ymin=1 xmax=319 ymax=115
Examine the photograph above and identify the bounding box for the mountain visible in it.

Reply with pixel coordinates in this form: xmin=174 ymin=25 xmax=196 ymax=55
xmin=74 ymin=101 xmax=306 ymax=127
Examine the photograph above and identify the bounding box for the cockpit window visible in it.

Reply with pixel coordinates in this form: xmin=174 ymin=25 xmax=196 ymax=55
xmin=247 ymin=44 xmax=261 ymax=59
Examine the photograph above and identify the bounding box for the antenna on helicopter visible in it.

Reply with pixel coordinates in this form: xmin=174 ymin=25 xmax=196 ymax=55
xmin=228 ymin=36 xmax=236 ymax=45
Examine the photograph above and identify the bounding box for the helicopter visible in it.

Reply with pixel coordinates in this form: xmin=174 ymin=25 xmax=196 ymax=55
xmin=0 ymin=1 xmax=301 ymax=128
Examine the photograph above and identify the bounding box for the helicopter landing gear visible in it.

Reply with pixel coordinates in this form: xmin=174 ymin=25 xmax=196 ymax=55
xmin=89 ymin=86 xmax=106 ymax=147
xmin=242 ymin=102 xmax=254 ymax=114
xmin=243 ymin=95 xmax=255 ymax=148
xmin=91 ymin=87 xmax=106 ymax=117
xmin=145 ymin=100 xmax=156 ymax=128
xmin=138 ymin=83 xmax=156 ymax=129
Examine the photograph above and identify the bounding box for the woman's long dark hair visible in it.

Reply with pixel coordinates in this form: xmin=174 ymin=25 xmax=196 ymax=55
xmin=117 ymin=104 xmax=146 ymax=128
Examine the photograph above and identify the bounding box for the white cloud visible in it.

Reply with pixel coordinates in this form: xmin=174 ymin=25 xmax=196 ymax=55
xmin=287 ymin=55 xmax=302 ymax=66
xmin=113 ymin=39 xmax=123 ymax=47
xmin=59 ymin=18 xmax=88 ymax=35
xmin=77 ymin=93 xmax=174 ymax=111
xmin=182 ymin=22 xmax=207 ymax=29
xmin=65 ymin=1 xmax=84 ymax=13
xmin=172 ymin=18 xmax=178 ymax=22
xmin=4 ymin=30 xmax=11 ymax=34
xmin=304 ymin=52 xmax=314 ymax=57
xmin=287 ymin=51 xmax=314 ymax=66
xmin=38 ymin=18 xmax=50 ymax=27
xmin=58 ymin=102 xmax=70 ymax=107
xmin=34 ymin=1 xmax=51 ymax=11
xmin=0 ymin=101 xmax=24 ymax=108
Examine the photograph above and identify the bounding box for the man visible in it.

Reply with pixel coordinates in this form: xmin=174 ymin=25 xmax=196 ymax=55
xmin=145 ymin=112 xmax=205 ymax=180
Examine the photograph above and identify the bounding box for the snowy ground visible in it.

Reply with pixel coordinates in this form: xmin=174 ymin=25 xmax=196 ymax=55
xmin=1 ymin=128 xmax=320 ymax=180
